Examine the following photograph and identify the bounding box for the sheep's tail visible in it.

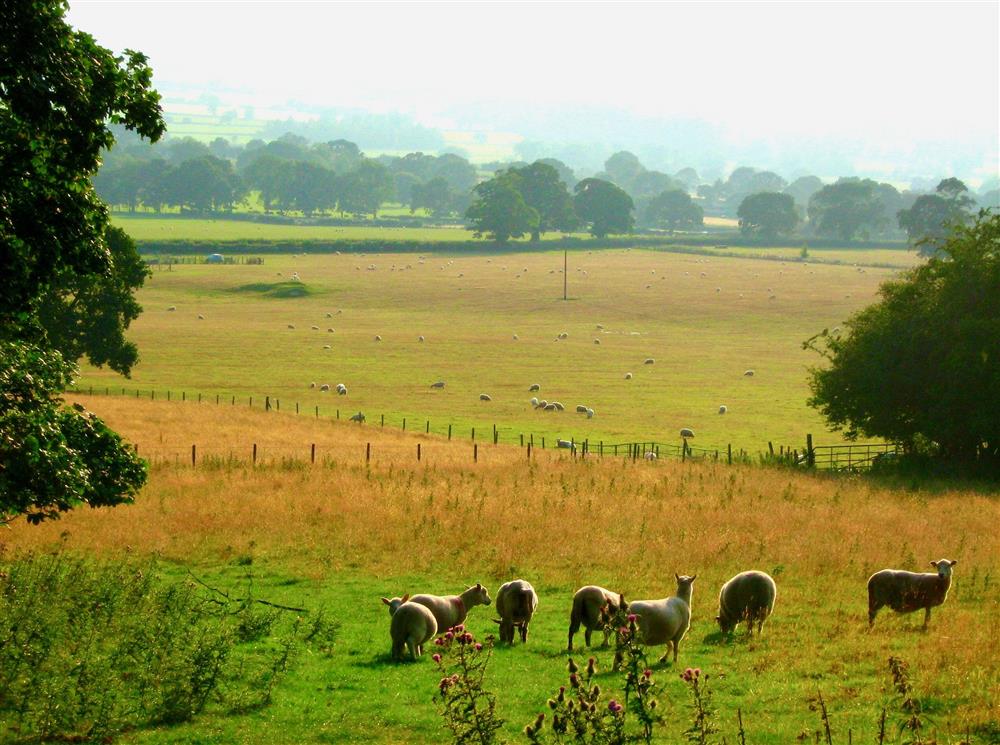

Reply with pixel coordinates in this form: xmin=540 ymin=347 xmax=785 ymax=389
xmin=516 ymin=589 xmax=533 ymax=621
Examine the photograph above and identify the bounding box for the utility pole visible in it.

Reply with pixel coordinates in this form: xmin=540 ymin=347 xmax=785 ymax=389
xmin=563 ymin=249 xmax=568 ymax=300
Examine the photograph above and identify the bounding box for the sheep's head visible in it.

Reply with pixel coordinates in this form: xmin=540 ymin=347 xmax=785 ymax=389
xmin=716 ymin=613 xmax=736 ymax=634
xmin=930 ymin=559 xmax=957 ymax=578
xmin=467 ymin=582 xmax=491 ymax=607
xmin=381 ymin=593 xmax=409 ymax=616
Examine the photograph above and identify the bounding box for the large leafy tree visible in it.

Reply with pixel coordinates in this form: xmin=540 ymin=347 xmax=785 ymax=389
xmin=573 ymin=178 xmax=634 ymax=238
xmin=643 ymin=189 xmax=703 ymax=232
xmin=1 ymin=0 xmax=163 ymax=524
xmin=339 ymin=159 xmax=394 ymax=217
xmin=898 ymin=178 xmax=976 ymax=255
xmin=805 ymin=212 xmax=999 ymax=468
xmin=737 ymin=192 xmax=799 ymax=240
xmin=807 ymin=179 xmax=886 ymax=240
xmin=465 ymin=177 xmax=539 ymax=244
xmin=505 ymin=162 xmax=578 ymax=241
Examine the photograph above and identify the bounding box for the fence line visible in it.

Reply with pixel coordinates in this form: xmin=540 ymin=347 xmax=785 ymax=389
xmin=67 ymin=385 xmax=896 ymax=472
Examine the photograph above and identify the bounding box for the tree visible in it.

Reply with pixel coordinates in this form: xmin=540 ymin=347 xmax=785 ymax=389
xmin=465 ymin=177 xmax=539 ymax=244
xmin=807 ymin=179 xmax=886 ymax=240
xmin=737 ymin=192 xmax=799 ymax=240
xmin=411 ymin=177 xmax=454 ymax=217
xmin=536 ymin=158 xmax=577 ymax=190
xmin=805 ymin=211 xmax=999 ymax=469
xmin=506 ymin=162 xmax=578 ymax=240
xmin=604 ymin=151 xmax=644 ymax=187
xmin=643 ymin=189 xmax=703 ymax=232
xmin=897 ymin=178 xmax=976 ymax=254
xmin=339 ymin=159 xmax=394 ymax=217
xmin=783 ymin=175 xmax=824 ymax=209
xmin=573 ymin=178 xmax=634 ymax=238
xmin=1 ymin=0 xmax=163 ymax=523
xmin=629 ymin=170 xmax=683 ymax=200
xmin=163 ymin=155 xmax=244 ymax=212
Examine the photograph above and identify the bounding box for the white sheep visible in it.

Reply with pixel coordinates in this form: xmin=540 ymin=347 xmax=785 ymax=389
xmin=311 ymin=325 xmax=319 ymax=330
xmin=323 ymin=344 xmax=331 ymax=350
xmin=535 ymin=399 xmax=548 ymax=409
xmin=418 ymin=335 xmax=425 ymax=342
xmin=644 ymin=451 xmax=658 ymax=460
xmin=680 ymin=428 xmax=695 ymax=439
xmin=529 ymin=384 xmax=540 ymax=392
xmin=309 ymin=382 xmax=316 ymax=389
xmin=382 ymin=595 xmax=438 ymax=661
xmin=624 ymin=372 xmax=633 ymax=380
xmin=430 ymin=381 xmax=446 ymax=389
xmin=594 ymin=339 xmax=601 ymax=345
xmin=556 ymin=439 xmax=573 ymax=449
xmin=336 ymin=384 xmax=347 ymax=395
xmin=718 ymin=405 xmax=728 ymax=414
xmin=586 ymin=408 xmax=595 ymax=419
xmin=624 ymin=574 xmax=697 ymax=665
xmin=409 ymin=584 xmax=492 ymax=631
xmin=744 ymin=370 xmax=755 ymax=377
xmin=349 ymin=411 xmax=366 ymax=423
xmin=716 ymin=570 xmax=777 ymax=635
xmin=493 ymin=579 xmax=539 ymax=644
xmin=568 ymin=586 xmax=623 ymax=651
xmin=167 ymin=306 xmax=176 ymax=312
xmin=287 ymin=324 xmax=295 ymax=329
xmin=575 ymin=405 xmax=589 ymax=413
xmin=644 ymin=358 xmax=655 ymax=365
xmin=319 ymin=384 xmax=330 ymax=392
xmin=530 ymin=397 xmax=540 ymax=407
xmin=551 ymin=401 xmax=565 ymax=411
xmin=868 ymin=559 xmax=957 ymax=629
xmin=374 ymin=335 xmax=382 ymax=342
xmin=480 ymin=393 xmax=492 ymax=401
xmin=512 ymin=334 xmax=519 ymax=340
xmin=543 ymin=403 xmax=558 ymax=411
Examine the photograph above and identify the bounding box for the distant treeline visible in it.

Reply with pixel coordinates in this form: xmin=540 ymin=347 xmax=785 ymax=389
xmin=96 ymin=129 xmax=999 ymax=248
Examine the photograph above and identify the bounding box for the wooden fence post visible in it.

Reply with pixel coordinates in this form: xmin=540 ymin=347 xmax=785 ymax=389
xmin=366 ymin=443 xmax=371 ymax=463
xmin=296 ymin=402 xmax=299 ymax=414
xmin=381 ymin=414 xmax=384 ymax=427
xmin=472 ymin=427 xmax=475 ymax=441
xmin=728 ymin=443 xmax=732 ymax=465
xmin=806 ymin=434 xmax=815 ymax=467
xmin=417 ymin=443 xmax=421 ymax=461
xmin=474 ymin=443 xmax=478 ymax=462
xmin=426 ymin=421 xmax=430 ymax=434
xmin=252 ymin=443 xmax=257 ymax=465
xmin=527 ymin=443 xmax=532 ymax=459
xmin=311 ymin=443 xmax=316 ymax=464
xmin=448 ymin=424 xmax=452 ymax=440
xmin=182 ymin=391 xmax=185 ymax=402
xmin=191 ymin=444 xmax=196 ymax=466
xmin=402 ymin=418 xmax=406 ymax=431
xmin=167 ymin=391 xmax=170 ymax=401
xmin=682 ymin=441 xmax=687 ymax=462
xmin=520 ymin=434 xmax=524 ymax=446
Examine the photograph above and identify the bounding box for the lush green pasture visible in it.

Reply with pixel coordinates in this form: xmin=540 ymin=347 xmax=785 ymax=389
xmin=77 ymin=246 xmax=901 ymax=452
xmin=5 ymin=398 xmax=997 ymax=744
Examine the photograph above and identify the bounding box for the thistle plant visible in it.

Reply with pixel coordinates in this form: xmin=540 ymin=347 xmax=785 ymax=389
xmin=681 ymin=667 xmax=718 ymax=745
xmin=433 ymin=625 xmax=505 ymax=745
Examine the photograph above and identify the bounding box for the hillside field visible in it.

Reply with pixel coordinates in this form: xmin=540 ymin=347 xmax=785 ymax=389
xmin=78 ymin=244 xmax=905 ymax=452
xmin=4 ymin=397 xmax=998 ymax=743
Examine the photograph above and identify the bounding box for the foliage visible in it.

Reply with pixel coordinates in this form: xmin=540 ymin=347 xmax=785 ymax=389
xmin=573 ymin=179 xmax=634 ymax=238
xmin=35 ymin=226 xmax=149 ymax=376
xmin=0 ymin=0 xmax=162 ymax=525
xmin=680 ymin=667 xmax=717 ymax=745
xmin=412 ymin=176 xmax=464 ymax=217
xmin=506 ymin=162 xmax=579 ymax=240
xmin=433 ymin=625 xmax=505 ymax=745
xmin=0 ymin=553 xmax=330 ymax=742
xmin=807 ymin=179 xmax=887 ymax=240
xmin=466 ymin=176 xmax=540 ymax=243
xmin=897 ymin=178 xmax=976 ymax=255
xmin=339 ymin=158 xmax=394 ymax=217
xmin=643 ymin=189 xmax=703 ymax=232
xmin=737 ymin=192 xmax=799 ymax=240
xmin=805 ymin=211 xmax=1000 ymax=468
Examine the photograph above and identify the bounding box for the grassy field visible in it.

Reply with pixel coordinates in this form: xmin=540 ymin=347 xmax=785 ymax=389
xmin=77 ymin=245 xmax=904 ymax=452
xmin=4 ymin=397 xmax=998 ymax=743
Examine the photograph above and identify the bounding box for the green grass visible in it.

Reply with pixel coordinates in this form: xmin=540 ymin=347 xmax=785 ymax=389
xmin=75 ymin=247 xmax=908 ymax=452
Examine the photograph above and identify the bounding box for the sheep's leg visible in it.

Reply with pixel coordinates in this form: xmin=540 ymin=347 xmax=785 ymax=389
xmin=520 ymin=624 xmax=528 ymax=644
xmin=658 ymin=644 xmax=671 ymax=664
xmin=568 ymin=613 xmax=582 ymax=652
xmin=584 ymin=627 xmax=593 ymax=647
xmin=868 ymin=593 xmax=882 ymax=627
xmin=673 ymin=640 xmax=680 ymax=664
xmin=922 ymin=607 xmax=931 ymax=630
xmin=407 ymin=638 xmax=419 ymax=660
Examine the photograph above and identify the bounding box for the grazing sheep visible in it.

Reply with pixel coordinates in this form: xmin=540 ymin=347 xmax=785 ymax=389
xmin=586 ymin=408 xmax=595 ymax=419
xmin=512 ymin=334 xmax=519 ymax=340
xmin=568 ymin=586 xmax=623 ymax=651
xmin=336 ymin=384 xmax=347 ymax=395
xmin=493 ymin=579 xmax=539 ymax=644
xmin=556 ymin=439 xmax=573 ymax=449
xmin=311 ymin=325 xmax=319 ymax=330
xmin=418 ymin=335 xmax=425 ymax=342
xmin=167 ymin=306 xmax=176 ymax=311
xmin=327 ymin=328 xmax=335 ymax=332
xmin=326 ymin=312 xmax=333 ymax=318
xmin=644 ymin=358 xmax=655 ymax=365
xmin=718 ymin=405 xmax=728 ymax=414
xmin=551 ymin=401 xmax=565 ymax=411
xmin=625 ymin=574 xmax=697 ymax=664
xmin=529 ymin=384 xmax=540 ymax=392
xmin=543 ymin=403 xmax=558 ymax=411
xmin=349 ymin=411 xmax=366 ymax=423
xmin=744 ymin=370 xmax=755 ymax=377
xmin=535 ymin=399 xmax=547 ymax=409
xmin=382 ymin=595 xmax=438 ymax=661
xmin=625 ymin=372 xmax=633 ymax=380
xmin=680 ymin=428 xmax=695 ymax=438
xmin=409 ymin=584 xmax=492 ymax=631
xmin=197 ymin=314 xmax=205 ymax=320
xmin=480 ymin=393 xmax=492 ymax=401
xmin=716 ymin=570 xmax=777 ymax=635
xmin=287 ymin=324 xmax=295 ymax=329
xmin=319 ymin=384 xmax=330 ymax=392
xmin=868 ymin=559 xmax=957 ymax=629
xmin=594 ymin=339 xmax=601 ymax=345
xmin=576 ymin=405 xmax=589 ymax=413
xmin=309 ymin=382 xmax=316 ymax=389
xmin=430 ymin=381 xmax=446 ymax=389
xmin=374 ymin=335 xmax=382 ymax=342
xmin=323 ymin=344 xmax=331 ymax=350
xmin=644 ymin=452 xmax=657 ymax=460
xmin=530 ymin=397 xmax=540 ymax=407
xmin=558 ymin=332 xmax=568 ymax=339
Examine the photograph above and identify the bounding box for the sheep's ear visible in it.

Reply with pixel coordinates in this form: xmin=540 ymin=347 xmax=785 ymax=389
xmin=675 ymin=573 xmax=680 ymax=581
xmin=476 ymin=583 xmax=482 ymax=590
xmin=492 ymin=619 xmax=501 ymax=624
xmin=381 ymin=597 xmax=391 ymax=606
xmin=690 ymin=575 xmax=697 ymax=582
xmin=949 ymin=559 xmax=958 ymax=566
xmin=401 ymin=593 xmax=410 ymax=603
xmin=930 ymin=560 xmax=938 ymax=567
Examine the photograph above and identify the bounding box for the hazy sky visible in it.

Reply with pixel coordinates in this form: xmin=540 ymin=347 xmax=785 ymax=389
xmin=68 ymin=1 xmax=999 ymax=150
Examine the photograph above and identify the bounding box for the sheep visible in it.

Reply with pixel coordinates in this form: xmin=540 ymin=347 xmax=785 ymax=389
xmin=558 ymin=332 xmax=568 ymax=339
xmin=309 ymin=382 xmax=316 ymax=389
xmin=512 ymin=334 xmax=519 ymax=340
xmin=868 ymin=559 xmax=957 ymax=629
xmin=644 ymin=358 xmax=655 ymax=365
xmin=418 ymin=335 xmax=425 ymax=342
xmin=530 ymin=397 xmax=540 ymax=407
xmin=576 ymin=405 xmax=589 ymax=413
xmin=326 ymin=312 xmax=333 ymax=318
xmin=167 ymin=306 xmax=176 ymax=311
xmin=319 ymin=384 xmax=330 ymax=392
xmin=535 ymin=399 xmax=548 ymax=409
xmin=409 ymin=583 xmax=492 ymax=631
xmin=382 ymin=595 xmax=438 ymax=661
xmin=744 ymin=370 xmax=755 ymax=377
xmin=718 ymin=405 xmax=728 ymax=414
xmin=644 ymin=452 xmax=657 ymax=460
xmin=430 ymin=381 xmax=446 ymax=389
xmin=493 ymin=579 xmax=539 ymax=644
xmin=543 ymin=403 xmax=558 ymax=411
xmin=556 ymin=439 xmax=573 ymax=449
xmin=323 ymin=344 xmax=331 ymax=350
xmin=586 ymin=408 xmax=595 ymax=419
xmin=311 ymin=325 xmax=319 ymax=330
xmin=336 ymin=384 xmax=347 ymax=395
xmin=529 ymin=384 xmax=540 ymax=392
xmin=594 ymin=339 xmax=601 ymax=345
xmin=327 ymin=328 xmax=335 ymax=333
xmin=480 ymin=393 xmax=492 ymax=401
xmin=197 ymin=314 xmax=205 ymax=320
xmin=287 ymin=324 xmax=295 ymax=329
xmin=568 ymin=586 xmax=623 ymax=651
xmin=551 ymin=402 xmax=565 ymax=411
xmin=625 ymin=372 xmax=633 ymax=380
xmin=716 ymin=570 xmax=777 ymax=635
xmin=624 ymin=574 xmax=697 ymax=664
xmin=374 ymin=335 xmax=382 ymax=342
xmin=349 ymin=411 xmax=366 ymax=423
xmin=680 ymin=428 xmax=695 ymax=438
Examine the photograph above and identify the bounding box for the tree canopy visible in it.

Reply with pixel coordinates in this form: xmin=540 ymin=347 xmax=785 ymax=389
xmin=505 ymin=162 xmax=578 ymax=240
xmin=1 ymin=0 xmax=161 ymax=523
xmin=897 ymin=178 xmax=976 ymax=255
xmin=573 ymin=178 xmax=634 ymax=238
xmin=737 ymin=192 xmax=799 ymax=240
xmin=643 ymin=189 xmax=703 ymax=232
xmin=465 ymin=177 xmax=539 ymax=243
xmin=805 ymin=211 xmax=999 ymax=469
xmin=807 ymin=179 xmax=886 ymax=240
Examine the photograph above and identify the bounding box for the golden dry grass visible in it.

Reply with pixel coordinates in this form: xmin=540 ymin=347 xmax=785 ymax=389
xmin=5 ymin=397 xmax=998 ymax=734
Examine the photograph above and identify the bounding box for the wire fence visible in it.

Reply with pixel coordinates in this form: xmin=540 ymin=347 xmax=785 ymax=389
xmin=66 ymin=385 xmax=896 ymax=472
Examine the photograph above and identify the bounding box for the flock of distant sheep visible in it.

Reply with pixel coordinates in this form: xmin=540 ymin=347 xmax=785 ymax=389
xmin=382 ymin=560 xmax=958 ymax=661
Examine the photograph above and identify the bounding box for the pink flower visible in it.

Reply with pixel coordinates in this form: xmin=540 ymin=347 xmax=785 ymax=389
xmin=643 ymin=668 xmax=652 ymax=679
xmin=608 ymin=700 xmax=624 ymax=714
xmin=434 ymin=637 xmax=444 ymax=646
xmin=474 ymin=643 xmax=483 ymax=651
xmin=693 ymin=668 xmax=701 ymax=678
xmin=627 ymin=614 xmax=638 ymax=623
xmin=432 ymin=653 xmax=442 ymax=663
xmin=445 ymin=631 xmax=454 ymax=640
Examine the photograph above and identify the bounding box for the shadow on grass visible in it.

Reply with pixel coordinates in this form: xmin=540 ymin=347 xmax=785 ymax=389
xmin=229 ymin=281 xmax=317 ymax=299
